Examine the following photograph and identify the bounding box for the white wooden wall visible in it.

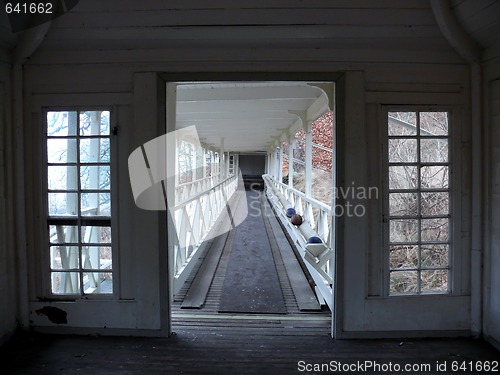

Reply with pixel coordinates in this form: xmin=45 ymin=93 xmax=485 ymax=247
xmin=484 ymin=61 xmax=500 ymax=350
xmin=18 ymin=48 xmax=476 ymax=338
xmin=0 ymin=0 xmax=487 ymax=338
xmin=0 ymin=58 xmax=17 ymax=344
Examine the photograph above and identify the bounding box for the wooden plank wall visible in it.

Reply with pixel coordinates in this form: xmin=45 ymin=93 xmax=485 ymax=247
xmin=17 ymin=1 xmax=478 ymax=337
xmin=0 ymin=59 xmax=17 ymax=344
xmin=23 ymin=66 xmax=471 ymax=334
xmin=486 ymin=75 xmax=500 ymax=349
xmin=29 ymin=0 xmax=462 ymax=66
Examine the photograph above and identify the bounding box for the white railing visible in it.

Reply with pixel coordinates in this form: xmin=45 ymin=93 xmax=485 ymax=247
xmin=175 ymin=173 xmax=221 ymax=206
xmin=49 ymin=205 xmax=112 ymax=295
xmin=263 ymin=174 xmax=334 ymax=311
xmin=172 ymin=173 xmax=239 ymax=294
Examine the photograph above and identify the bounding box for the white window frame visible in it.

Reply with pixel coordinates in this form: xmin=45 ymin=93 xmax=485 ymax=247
xmin=382 ymin=106 xmax=463 ymax=297
xmin=42 ymin=107 xmax=119 ymax=299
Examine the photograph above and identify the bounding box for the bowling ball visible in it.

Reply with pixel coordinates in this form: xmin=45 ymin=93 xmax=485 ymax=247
xmin=291 ymin=214 xmax=303 ymax=226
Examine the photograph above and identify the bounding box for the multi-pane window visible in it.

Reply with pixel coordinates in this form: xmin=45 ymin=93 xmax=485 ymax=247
xmin=46 ymin=110 xmax=113 ymax=295
xmin=387 ymin=111 xmax=450 ymax=295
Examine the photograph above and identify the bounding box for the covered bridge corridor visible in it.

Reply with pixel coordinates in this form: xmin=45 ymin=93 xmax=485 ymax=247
xmin=155 ymin=81 xmax=336 ymax=327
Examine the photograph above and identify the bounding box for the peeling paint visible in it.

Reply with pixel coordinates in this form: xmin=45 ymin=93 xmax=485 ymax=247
xmin=35 ymin=306 xmax=67 ymax=324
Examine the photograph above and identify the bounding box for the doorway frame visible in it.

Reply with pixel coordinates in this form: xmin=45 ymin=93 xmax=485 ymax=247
xmin=160 ymin=72 xmax=345 ymax=339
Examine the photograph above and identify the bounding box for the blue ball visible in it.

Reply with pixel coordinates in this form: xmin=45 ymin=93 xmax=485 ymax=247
xmin=307 ymin=236 xmax=323 ymax=244
xmin=285 ymin=208 xmax=296 ymax=218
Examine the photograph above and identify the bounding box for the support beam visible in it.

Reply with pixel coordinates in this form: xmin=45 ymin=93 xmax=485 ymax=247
xmin=219 ymin=138 xmax=225 ymax=179
xmin=307 ymin=83 xmax=333 ymax=120
xmin=430 ymin=0 xmax=481 ymax=64
xmin=12 ymin=21 xmax=52 ymax=64
xmin=288 ymin=135 xmax=295 ymax=189
xmin=288 ymin=110 xmax=313 ymax=196
xmin=305 ymin=120 xmax=313 ymax=198
xmin=278 ymin=144 xmax=283 ymax=182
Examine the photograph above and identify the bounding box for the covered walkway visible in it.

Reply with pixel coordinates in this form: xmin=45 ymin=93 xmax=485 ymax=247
xmin=164 ymin=81 xmax=337 ymax=333
xmin=172 ymin=185 xmax=329 ymax=319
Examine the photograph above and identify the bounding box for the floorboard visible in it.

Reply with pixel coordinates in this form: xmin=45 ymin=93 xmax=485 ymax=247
xmin=261 ymin=195 xmax=321 ymax=311
xmin=218 ymin=190 xmax=286 ymax=314
xmin=181 ymin=232 xmax=227 ymax=309
xmin=1 ymin=330 xmax=498 ymax=375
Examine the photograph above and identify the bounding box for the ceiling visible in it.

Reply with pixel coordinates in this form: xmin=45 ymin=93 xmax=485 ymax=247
xmin=1 ymin=1 xmax=499 ymax=62
xmin=175 ymin=81 xmax=330 ymax=153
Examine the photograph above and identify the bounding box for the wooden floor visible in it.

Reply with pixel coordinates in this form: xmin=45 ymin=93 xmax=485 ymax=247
xmin=1 ymin=329 xmax=498 ymax=374
xmin=1 ymin=189 xmax=498 ymax=374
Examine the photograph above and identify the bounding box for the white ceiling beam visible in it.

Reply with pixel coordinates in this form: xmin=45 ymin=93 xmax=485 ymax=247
xmin=177 ymin=85 xmax=319 ymax=102
xmin=177 ymin=98 xmax=317 ymax=113
xmin=430 ymin=0 xmax=481 ymax=63
xmin=307 ymin=82 xmax=334 ymax=119
xmin=12 ymin=21 xmax=52 ymax=64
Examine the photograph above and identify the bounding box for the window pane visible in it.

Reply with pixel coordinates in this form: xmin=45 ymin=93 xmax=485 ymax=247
xmin=80 ymin=138 xmax=110 ymax=163
xmin=388 ymin=112 xmax=417 ymax=136
xmin=48 ymin=193 xmax=78 ymax=216
xmin=389 ymin=245 xmax=418 ymax=269
xmin=80 ymin=165 xmax=111 ymax=190
xmin=421 ymin=192 xmax=449 ymax=216
xmin=389 ymin=192 xmax=418 ymax=216
xmin=82 ymin=246 xmax=112 ymax=270
xmin=48 ymin=166 xmax=78 ymax=190
xmin=390 ymin=271 xmax=418 ymax=294
xmin=47 ymin=111 xmax=78 ymax=137
xmin=421 ymin=218 xmax=449 ymax=242
xmin=79 ymin=111 xmax=110 ymax=136
xmin=421 ymin=165 xmax=449 ymax=189
xmin=389 ymin=166 xmax=418 ymax=190
xmin=47 ymin=110 xmax=113 ymax=296
xmin=81 ymin=193 xmax=111 ymax=215
xmin=389 ymin=219 xmax=418 ymax=243
xmin=421 ymin=244 xmax=449 ymax=267
xmin=421 ymin=270 xmax=448 ymax=293
xmin=420 ymin=138 xmax=448 ymax=163
xmin=389 ymin=139 xmax=417 ymax=163
xmin=81 ymin=226 xmax=112 ymax=244
xmin=50 ymin=246 xmax=80 ymax=270
xmin=388 ymin=110 xmax=451 ymax=296
xmin=420 ymin=112 xmax=448 ymax=136
xmin=47 ymin=139 xmax=77 ymax=163
xmin=83 ymin=272 xmax=113 ymax=294
xmin=51 ymin=272 xmax=80 ymax=294
xmin=49 ymin=225 xmax=79 ymax=244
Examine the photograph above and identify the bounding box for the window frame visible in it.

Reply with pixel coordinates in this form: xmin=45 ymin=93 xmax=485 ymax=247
xmin=381 ymin=106 xmax=462 ymax=297
xmin=42 ymin=107 xmax=119 ymax=299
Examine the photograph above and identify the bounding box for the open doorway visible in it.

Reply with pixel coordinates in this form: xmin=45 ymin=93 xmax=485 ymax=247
xmin=164 ymin=80 xmax=338 ymax=337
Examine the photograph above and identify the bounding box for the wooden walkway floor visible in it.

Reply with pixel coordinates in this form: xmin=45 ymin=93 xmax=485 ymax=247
xmin=172 ymin=188 xmax=329 ymax=325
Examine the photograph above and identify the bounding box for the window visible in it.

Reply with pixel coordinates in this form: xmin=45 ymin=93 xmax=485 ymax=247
xmin=386 ymin=111 xmax=450 ymax=295
xmin=46 ymin=110 xmax=113 ymax=295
